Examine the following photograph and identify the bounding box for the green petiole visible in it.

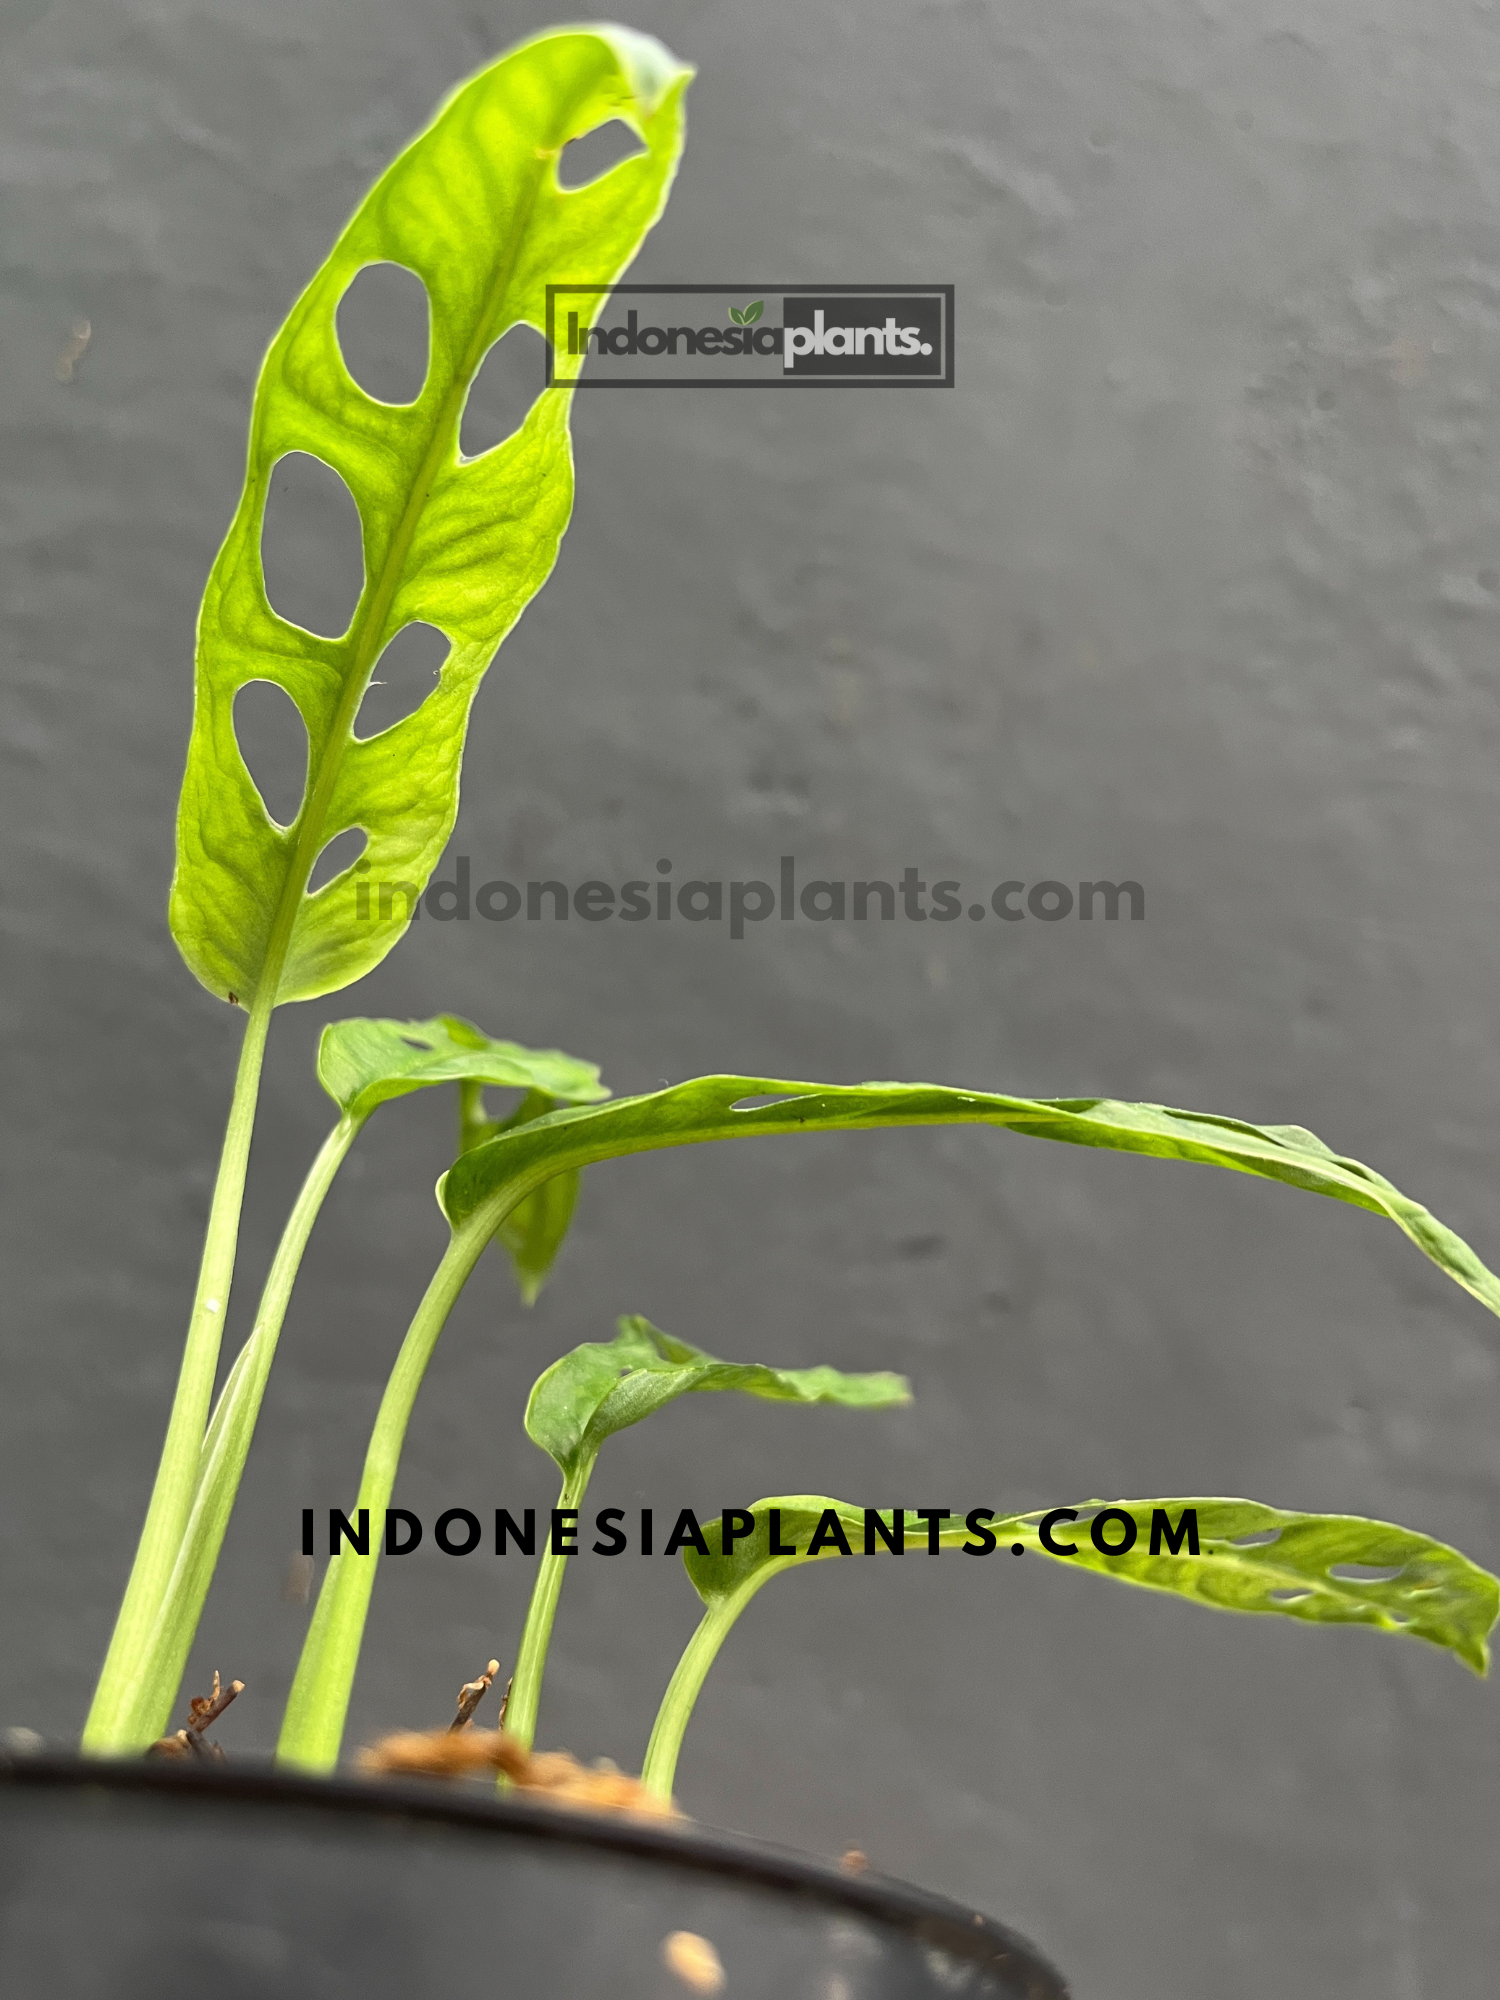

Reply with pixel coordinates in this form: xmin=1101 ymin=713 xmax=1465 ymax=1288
xmin=83 ymin=988 xmax=274 ymax=1751
xmin=99 ymin=1111 xmax=364 ymax=1749
xmin=275 ymin=1207 xmax=500 ymax=1772
xmin=641 ymin=1571 xmax=783 ymax=1800
xmin=504 ymin=1460 xmax=594 ymax=1754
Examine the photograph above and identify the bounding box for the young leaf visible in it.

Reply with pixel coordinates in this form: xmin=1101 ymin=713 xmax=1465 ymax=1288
xmin=457 ymin=1082 xmax=595 ymax=1304
xmin=640 ymin=1495 xmax=1499 ymax=1796
xmin=440 ymin=1075 xmax=1500 ymax=1328
xmin=495 ymin=1167 xmax=580 ymax=1307
xmin=526 ymin=1315 xmax=910 ymax=1482
xmin=169 ymin=28 xmax=693 ymax=1012
xmin=502 ymin=1318 xmax=910 ymax=1754
xmin=319 ymin=1014 xmax=607 ymax=1121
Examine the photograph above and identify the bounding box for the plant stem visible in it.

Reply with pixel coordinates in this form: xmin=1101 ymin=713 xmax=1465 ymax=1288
xmin=275 ymin=1209 xmax=495 ymax=1772
xmin=641 ymin=1567 xmax=786 ymax=1800
xmin=503 ymin=1460 xmax=593 ymax=1753
xmin=102 ymin=1113 xmax=363 ymax=1749
xmin=83 ymin=986 xmax=275 ymax=1752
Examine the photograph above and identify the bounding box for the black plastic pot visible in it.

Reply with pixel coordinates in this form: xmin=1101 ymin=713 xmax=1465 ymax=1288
xmin=0 ymin=1753 xmax=1068 ymax=1999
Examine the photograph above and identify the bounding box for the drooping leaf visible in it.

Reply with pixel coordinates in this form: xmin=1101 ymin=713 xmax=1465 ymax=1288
xmin=495 ymin=1167 xmax=581 ymax=1306
xmin=457 ymin=1082 xmax=594 ymax=1303
xmin=641 ymin=1492 xmax=1496 ymax=1798
xmin=525 ymin=1315 xmax=910 ymax=1482
xmin=169 ymin=28 xmax=693 ymax=1010
xmin=438 ymin=1075 xmax=1500 ymax=1327
xmin=318 ymin=1014 xmax=607 ymax=1121
xmin=679 ymin=1496 xmax=1499 ymax=1675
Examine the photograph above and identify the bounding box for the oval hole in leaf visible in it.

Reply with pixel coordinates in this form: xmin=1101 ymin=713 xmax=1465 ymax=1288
xmin=1268 ymin=1588 xmax=1313 ymax=1603
xmin=557 ymin=119 xmax=646 ymax=190
xmin=261 ymin=451 xmax=365 ymax=638
xmin=460 ymin=324 xmax=549 ymax=458
xmin=1328 ymin=1563 xmax=1404 ymax=1583
xmin=233 ymin=680 xmax=309 ymax=827
xmin=732 ymin=1094 xmax=809 ymax=1112
xmin=307 ymin=826 xmax=368 ymax=895
xmin=335 ymin=261 xmax=431 ymax=406
xmin=1229 ymin=1530 xmax=1282 ymax=1547
xmin=354 ymin=622 xmax=449 ymax=739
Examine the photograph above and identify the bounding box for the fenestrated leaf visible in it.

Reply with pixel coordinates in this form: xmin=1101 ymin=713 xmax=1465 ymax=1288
xmin=318 ymin=1014 xmax=607 ymax=1122
xmin=526 ymin=1315 xmax=910 ymax=1483
xmin=169 ymin=28 xmax=693 ymax=1010
xmin=680 ymin=1496 xmax=1500 ymax=1674
xmin=438 ymin=1075 xmax=1500 ymax=1327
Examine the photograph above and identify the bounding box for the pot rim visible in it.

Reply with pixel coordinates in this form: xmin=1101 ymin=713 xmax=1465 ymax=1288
xmin=0 ymin=1751 xmax=1067 ymax=1995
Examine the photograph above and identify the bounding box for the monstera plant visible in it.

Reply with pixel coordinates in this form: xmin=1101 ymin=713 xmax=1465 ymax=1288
xmin=79 ymin=26 xmax=1496 ymax=1841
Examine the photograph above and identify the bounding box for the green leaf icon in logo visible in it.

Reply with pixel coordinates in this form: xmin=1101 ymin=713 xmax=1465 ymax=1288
xmin=728 ymin=300 xmax=763 ymax=326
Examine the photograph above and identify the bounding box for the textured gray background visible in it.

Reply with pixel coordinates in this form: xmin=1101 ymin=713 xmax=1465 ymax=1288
xmin=3 ymin=1 xmax=1499 ymax=1994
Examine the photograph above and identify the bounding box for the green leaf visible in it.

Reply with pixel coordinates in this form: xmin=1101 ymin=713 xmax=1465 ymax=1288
xmin=438 ymin=1075 xmax=1500 ymax=1327
xmin=455 ymin=1081 xmax=596 ymax=1304
xmin=743 ymin=299 xmax=764 ymax=324
xmin=502 ymin=1318 xmax=908 ymax=1756
xmin=169 ymin=28 xmax=692 ymax=1010
xmin=494 ymin=1166 xmax=580 ymax=1306
xmin=318 ymin=1013 xmax=608 ymax=1121
xmin=525 ymin=1314 xmax=911 ymax=1482
xmin=640 ymin=1492 xmax=1498 ymax=1797
xmin=682 ymin=1497 xmax=1499 ymax=1673
xmin=728 ymin=306 xmax=745 ymax=324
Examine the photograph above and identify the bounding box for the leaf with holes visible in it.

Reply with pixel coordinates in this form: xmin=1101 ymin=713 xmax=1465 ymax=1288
xmin=438 ymin=1074 xmax=1500 ymax=1327
xmin=686 ymin=1497 xmax=1498 ymax=1671
xmin=638 ymin=1493 xmax=1499 ymax=1796
xmin=169 ymin=28 xmax=693 ymax=1008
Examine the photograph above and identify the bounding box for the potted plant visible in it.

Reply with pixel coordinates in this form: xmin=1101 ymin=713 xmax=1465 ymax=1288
xmin=2 ymin=24 xmax=1495 ymax=1998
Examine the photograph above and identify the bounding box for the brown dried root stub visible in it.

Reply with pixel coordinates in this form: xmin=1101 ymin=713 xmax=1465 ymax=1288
xmin=661 ymin=1930 xmax=726 ymax=1995
xmin=449 ymin=1658 xmax=499 ymax=1732
xmin=839 ymin=1848 xmax=870 ymax=1876
xmin=356 ymin=1726 xmax=682 ymax=1820
xmin=145 ymin=1671 xmax=245 ymax=1763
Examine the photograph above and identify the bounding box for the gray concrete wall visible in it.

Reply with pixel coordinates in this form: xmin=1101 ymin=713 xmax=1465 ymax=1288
xmin=3 ymin=1 xmax=1499 ymax=1994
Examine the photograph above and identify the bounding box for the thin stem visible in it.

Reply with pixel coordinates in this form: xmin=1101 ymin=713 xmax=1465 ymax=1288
xmin=504 ymin=1460 xmax=593 ymax=1754
xmin=641 ymin=1574 xmax=782 ymax=1800
xmin=84 ymin=986 xmax=275 ymax=1752
xmin=276 ymin=1210 xmax=495 ymax=1772
xmin=102 ymin=1114 xmax=363 ymax=1749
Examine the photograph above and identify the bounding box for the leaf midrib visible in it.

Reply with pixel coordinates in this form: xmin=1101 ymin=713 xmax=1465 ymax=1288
xmin=251 ymin=133 xmax=558 ymax=1008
